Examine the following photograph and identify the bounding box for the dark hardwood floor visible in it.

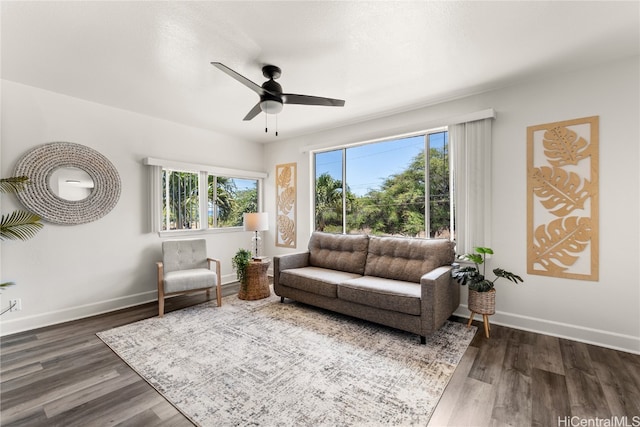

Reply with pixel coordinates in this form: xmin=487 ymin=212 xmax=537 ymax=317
xmin=2 ymin=287 xmax=639 ymax=426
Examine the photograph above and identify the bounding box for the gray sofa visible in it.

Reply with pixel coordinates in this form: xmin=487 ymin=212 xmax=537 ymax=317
xmin=274 ymin=232 xmax=460 ymax=344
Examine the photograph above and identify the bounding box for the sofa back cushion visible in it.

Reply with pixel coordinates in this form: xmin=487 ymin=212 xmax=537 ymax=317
xmin=308 ymin=232 xmax=369 ymax=275
xmin=364 ymin=236 xmax=455 ymax=282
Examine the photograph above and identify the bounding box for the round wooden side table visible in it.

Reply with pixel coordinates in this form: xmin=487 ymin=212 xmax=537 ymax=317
xmin=238 ymin=259 xmax=271 ymax=300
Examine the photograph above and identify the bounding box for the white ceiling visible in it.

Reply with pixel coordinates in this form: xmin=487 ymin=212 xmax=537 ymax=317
xmin=2 ymin=1 xmax=639 ymax=143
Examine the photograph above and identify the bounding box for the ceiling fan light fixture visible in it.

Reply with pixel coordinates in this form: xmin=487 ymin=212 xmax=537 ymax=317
xmin=260 ymin=99 xmax=283 ymax=114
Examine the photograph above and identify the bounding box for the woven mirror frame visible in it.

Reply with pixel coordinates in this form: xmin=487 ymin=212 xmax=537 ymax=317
xmin=14 ymin=142 xmax=121 ymax=225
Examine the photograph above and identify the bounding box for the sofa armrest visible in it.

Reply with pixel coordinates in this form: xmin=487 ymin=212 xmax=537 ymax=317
xmin=420 ymin=265 xmax=460 ymax=335
xmin=273 ymin=252 xmax=310 ymax=289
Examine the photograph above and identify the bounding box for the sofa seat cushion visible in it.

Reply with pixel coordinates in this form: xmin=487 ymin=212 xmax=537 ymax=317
xmin=279 ymin=267 xmax=362 ymax=298
xmin=164 ymin=268 xmax=217 ymax=293
xmin=338 ymin=276 xmax=421 ymax=316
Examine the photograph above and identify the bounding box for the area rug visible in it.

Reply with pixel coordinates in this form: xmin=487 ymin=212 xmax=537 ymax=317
xmin=97 ymin=290 xmax=476 ymax=426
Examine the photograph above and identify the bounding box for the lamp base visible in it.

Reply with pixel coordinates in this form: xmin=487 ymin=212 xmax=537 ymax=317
xmin=251 ymin=232 xmax=262 ymax=258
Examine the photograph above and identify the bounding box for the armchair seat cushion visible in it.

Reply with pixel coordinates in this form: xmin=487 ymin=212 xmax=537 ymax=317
xmin=279 ymin=267 xmax=361 ymax=298
xmin=338 ymin=276 xmax=421 ymax=316
xmin=164 ymin=268 xmax=217 ymax=293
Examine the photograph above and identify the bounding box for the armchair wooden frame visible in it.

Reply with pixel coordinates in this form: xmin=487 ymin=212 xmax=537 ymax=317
xmin=156 ymin=257 xmax=222 ymax=317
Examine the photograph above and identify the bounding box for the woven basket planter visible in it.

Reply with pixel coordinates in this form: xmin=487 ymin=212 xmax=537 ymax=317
xmin=468 ymin=288 xmax=496 ymax=315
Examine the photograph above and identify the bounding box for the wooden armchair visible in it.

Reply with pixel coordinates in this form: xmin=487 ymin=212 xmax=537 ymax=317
xmin=156 ymin=239 xmax=222 ymax=317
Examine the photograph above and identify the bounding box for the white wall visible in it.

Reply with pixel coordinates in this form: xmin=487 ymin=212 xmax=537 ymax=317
xmin=264 ymin=56 xmax=640 ymax=354
xmin=0 ymin=80 xmax=264 ymax=335
xmin=3 ymin=56 xmax=638 ymax=353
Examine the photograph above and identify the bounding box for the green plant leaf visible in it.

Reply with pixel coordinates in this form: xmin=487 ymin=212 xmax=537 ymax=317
xmin=231 ymin=248 xmax=253 ymax=283
xmin=0 ymin=210 xmax=43 ymax=241
xmin=452 ymin=266 xmax=483 ymax=286
xmin=0 ymin=176 xmax=29 ymax=194
xmin=493 ymin=268 xmax=524 ymax=284
xmin=459 ymin=253 xmax=484 ymax=264
xmin=469 ymin=279 xmax=493 ymax=292
xmin=475 ymin=247 xmax=494 ymax=255
xmin=0 ymin=282 xmax=16 ymax=291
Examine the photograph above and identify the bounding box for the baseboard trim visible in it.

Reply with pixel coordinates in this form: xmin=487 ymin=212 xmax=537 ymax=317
xmin=454 ymin=305 xmax=640 ymax=355
xmin=5 ymin=291 xmax=636 ymax=355
xmin=0 ymin=281 xmax=239 ymax=337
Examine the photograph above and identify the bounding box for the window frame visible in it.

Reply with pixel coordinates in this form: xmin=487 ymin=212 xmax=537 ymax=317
xmin=144 ymin=157 xmax=267 ymax=237
xmin=311 ymin=127 xmax=451 ymax=239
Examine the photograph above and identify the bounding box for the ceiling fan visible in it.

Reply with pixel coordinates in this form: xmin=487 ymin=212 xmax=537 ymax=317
xmin=211 ymin=62 xmax=345 ymax=122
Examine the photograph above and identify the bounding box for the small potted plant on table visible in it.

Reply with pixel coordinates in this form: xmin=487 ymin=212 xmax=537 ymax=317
xmin=452 ymin=247 xmax=523 ymax=338
xmin=233 ymin=248 xmax=271 ymax=300
xmin=232 ymin=248 xmax=252 ymax=285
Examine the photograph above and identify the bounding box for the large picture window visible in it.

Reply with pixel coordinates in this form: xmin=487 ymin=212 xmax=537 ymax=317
xmin=314 ymin=130 xmax=450 ymax=238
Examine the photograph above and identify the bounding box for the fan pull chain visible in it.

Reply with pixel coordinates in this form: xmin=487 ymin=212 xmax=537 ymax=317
xmin=264 ymin=114 xmax=279 ymax=136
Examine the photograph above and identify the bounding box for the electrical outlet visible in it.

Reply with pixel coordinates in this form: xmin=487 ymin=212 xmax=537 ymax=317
xmin=9 ymin=298 xmax=21 ymax=312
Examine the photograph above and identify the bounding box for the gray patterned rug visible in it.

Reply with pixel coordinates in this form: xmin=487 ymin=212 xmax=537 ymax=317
xmin=97 ymin=290 xmax=475 ymax=426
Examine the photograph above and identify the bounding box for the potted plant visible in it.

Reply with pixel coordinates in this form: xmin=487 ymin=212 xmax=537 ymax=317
xmin=0 ymin=176 xmax=42 ymax=243
xmin=1 ymin=176 xmax=43 ymax=315
xmin=232 ymin=248 xmax=252 ymax=284
xmin=452 ymin=247 xmax=523 ymax=337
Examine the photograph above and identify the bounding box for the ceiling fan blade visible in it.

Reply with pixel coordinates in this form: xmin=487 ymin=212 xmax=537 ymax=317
xmin=243 ymin=102 xmax=263 ymax=121
xmin=283 ymin=93 xmax=345 ymax=107
xmin=211 ymin=62 xmax=265 ymax=96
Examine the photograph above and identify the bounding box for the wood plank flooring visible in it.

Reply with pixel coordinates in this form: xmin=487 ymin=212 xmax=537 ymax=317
xmin=429 ymin=320 xmax=640 ymax=426
xmin=2 ymin=288 xmax=639 ymax=426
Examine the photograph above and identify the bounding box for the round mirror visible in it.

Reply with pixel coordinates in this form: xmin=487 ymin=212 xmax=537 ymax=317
xmin=14 ymin=142 xmax=121 ymax=225
xmin=48 ymin=166 xmax=95 ymax=201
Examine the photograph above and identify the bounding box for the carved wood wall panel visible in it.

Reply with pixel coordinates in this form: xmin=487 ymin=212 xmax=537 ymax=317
xmin=527 ymin=116 xmax=599 ymax=281
xmin=275 ymin=162 xmax=297 ymax=248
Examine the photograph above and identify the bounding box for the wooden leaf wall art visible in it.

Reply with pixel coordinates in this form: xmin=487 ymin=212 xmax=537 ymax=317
xmin=527 ymin=116 xmax=599 ymax=280
xmin=276 ymin=163 xmax=297 ymax=248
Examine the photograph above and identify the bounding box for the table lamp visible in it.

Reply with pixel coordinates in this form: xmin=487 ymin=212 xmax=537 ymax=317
xmin=243 ymin=212 xmax=269 ymax=258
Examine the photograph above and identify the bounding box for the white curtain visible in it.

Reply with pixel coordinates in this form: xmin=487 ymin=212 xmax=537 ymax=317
xmin=450 ymin=118 xmax=493 ymax=255
xmin=149 ymin=165 xmax=162 ymax=233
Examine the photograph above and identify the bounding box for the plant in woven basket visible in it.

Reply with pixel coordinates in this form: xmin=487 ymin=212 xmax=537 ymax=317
xmin=452 ymin=247 xmax=523 ymax=292
xmin=232 ymin=248 xmax=252 ymax=284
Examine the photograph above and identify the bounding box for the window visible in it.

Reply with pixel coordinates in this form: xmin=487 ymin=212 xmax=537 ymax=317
xmin=162 ymin=170 xmax=259 ymax=231
xmin=163 ymin=170 xmax=200 ymax=230
xmin=208 ymin=176 xmax=258 ymax=228
xmin=313 ymin=130 xmax=450 ymax=239
xmin=145 ymin=157 xmax=266 ymax=234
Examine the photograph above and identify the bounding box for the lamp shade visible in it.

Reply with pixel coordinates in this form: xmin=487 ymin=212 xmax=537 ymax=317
xmin=243 ymin=212 xmax=269 ymax=232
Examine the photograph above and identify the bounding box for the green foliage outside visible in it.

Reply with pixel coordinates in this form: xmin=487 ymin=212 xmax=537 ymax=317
xmin=215 ymin=177 xmax=257 ymax=227
xmin=315 ymin=147 xmax=450 ymax=237
xmin=163 ymin=171 xmax=257 ymax=230
xmin=163 ymin=171 xmax=199 ymax=230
